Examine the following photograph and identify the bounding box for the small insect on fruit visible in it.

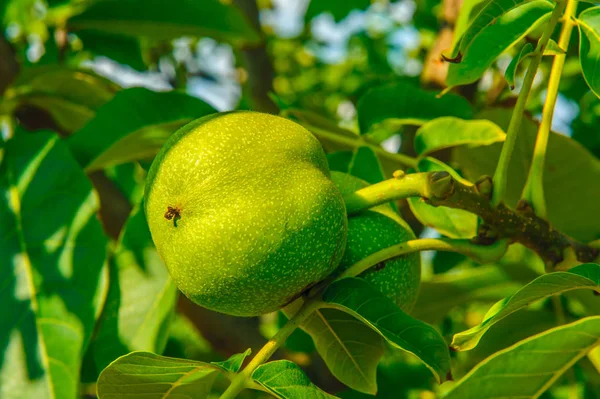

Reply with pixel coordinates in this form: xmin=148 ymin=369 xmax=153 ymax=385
xmin=164 ymin=206 xmax=181 ymax=226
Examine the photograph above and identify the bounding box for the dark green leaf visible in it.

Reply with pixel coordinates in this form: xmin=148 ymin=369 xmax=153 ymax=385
xmin=577 ymin=6 xmax=600 ymax=98
xmin=67 ymin=88 xmax=216 ymax=171
xmin=212 ymin=349 xmax=251 ymax=374
xmin=300 ymin=307 xmax=384 ymax=394
xmin=357 ymin=81 xmax=473 ymax=134
xmin=322 ymin=278 xmax=452 ymax=383
xmin=77 ymin=30 xmax=146 ymax=71
xmin=349 ymin=146 xmax=386 ymax=184
xmin=97 ymin=352 xmax=220 ymax=398
xmin=408 ymin=158 xmax=477 ymax=238
xmin=0 ymin=130 xmax=109 ymax=399
xmin=505 ymin=42 xmax=533 ymax=90
xmin=414 ymin=117 xmax=505 ymax=156
xmin=305 ymin=0 xmax=370 ymax=22
xmin=252 ymin=360 xmax=339 ymax=399
xmin=89 ymin=202 xmax=178 ymax=373
xmin=447 ymin=1 xmax=553 ymax=87
xmin=453 ymin=108 xmax=600 ymax=242
xmin=327 ymin=151 xmax=354 ymax=173
xmin=1 ymin=66 xmax=118 ymax=133
xmin=444 ymin=316 xmax=600 ymax=399
xmin=452 ymin=263 xmax=600 ymax=351
xmin=69 ymin=0 xmax=261 ymax=46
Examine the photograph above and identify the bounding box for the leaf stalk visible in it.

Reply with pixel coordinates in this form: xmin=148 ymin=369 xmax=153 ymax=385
xmin=492 ymin=1 xmax=567 ymax=207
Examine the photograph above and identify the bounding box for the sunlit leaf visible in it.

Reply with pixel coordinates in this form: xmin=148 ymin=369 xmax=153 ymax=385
xmin=357 ymin=81 xmax=472 ymax=134
xmin=452 ymin=263 xmax=600 ymax=351
xmin=69 ymin=0 xmax=261 ymax=47
xmin=577 ymin=6 xmax=600 ymax=98
xmin=67 ymin=88 xmax=216 ymax=171
xmin=0 ymin=130 xmax=109 ymax=399
xmin=444 ymin=316 xmax=600 ymax=399
xmin=97 ymin=352 xmax=220 ymax=398
xmin=414 ymin=117 xmax=505 ymax=156
xmin=322 ymin=278 xmax=452 ymax=382
xmin=252 ymin=360 xmax=339 ymax=399
xmin=88 ymin=202 xmax=178 ymax=375
xmin=447 ymin=1 xmax=553 ymax=87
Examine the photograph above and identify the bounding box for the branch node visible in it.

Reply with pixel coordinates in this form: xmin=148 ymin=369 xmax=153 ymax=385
xmin=428 ymin=171 xmax=455 ymax=199
xmin=475 ymin=175 xmax=493 ymax=200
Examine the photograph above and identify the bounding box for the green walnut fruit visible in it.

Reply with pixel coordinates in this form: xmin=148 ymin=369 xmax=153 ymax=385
xmin=145 ymin=111 xmax=347 ymax=317
xmin=331 ymin=172 xmax=421 ymax=312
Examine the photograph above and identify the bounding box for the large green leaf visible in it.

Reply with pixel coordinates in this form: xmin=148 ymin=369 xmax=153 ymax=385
xmin=453 ymin=108 xmax=600 ymax=242
xmin=300 ymin=308 xmax=385 ymax=394
xmin=0 ymin=66 xmax=118 ymax=133
xmin=322 ymin=278 xmax=452 ymax=382
xmin=88 ymin=202 xmax=178 ymax=374
xmin=444 ymin=316 xmax=600 ymax=399
xmin=252 ymin=360 xmax=338 ymax=399
xmin=577 ymin=6 xmax=600 ymax=98
xmin=305 ymin=0 xmax=370 ymax=22
xmin=97 ymin=352 xmax=221 ymax=398
xmin=414 ymin=117 xmax=505 ymax=156
xmin=0 ymin=130 xmax=109 ymax=399
xmin=67 ymin=88 xmax=216 ymax=171
xmin=357 ymin=81 xmax=473 ymax=134
xmin=408 ymin=158 xmax=477 ymax=238
xmin=452 ymin=263 xmax=600 ymax=351
xmin=446 ymin=1 xmax=553 ymax=87
xmin=69 ymin=0 xmax=260 ymax=46
xmin=77 ymin=30 xmax=146 ymax=71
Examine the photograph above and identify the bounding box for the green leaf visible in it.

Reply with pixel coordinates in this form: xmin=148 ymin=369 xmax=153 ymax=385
xmin=357 ymin=81 xmax=473 ymax=134
xmin=305 ymin=0 xmax=370 ymax=22
xmin=444 ymin=316 xmax=600 ymax=399
xmin=300 ymin=308 xmax=385 ymax=394
xmin=414 ymin=117 xmax=506 ymax=156
xmin=577 ymin=6 xmax=600 ymax=98
xmin=0 ymin=130 xmax=109 ymax=399
xmin=89 ymin=202 xmax=178 ymax=374
xmin=252 ymin=360 xmax=339 ymax=399
xmin=450 ymin=0 xmax=487 ymax=52
xmin=454 ymin=0 xmax=530 ymax=56
xmin=453 ymin=108 xmax=600 ymax=242
xmin=412 ymin=261 xmax=535 ymax=324
xmin=322 ymin=278 xmax=452 ymax=383
xmin=349 ymin=146 xmax=386 ymax=184
xmin=77 ymin=30 xmax=146 ymax=71
xmin=69 ymin=0 xmax=261 ymax=47
xmin=452 ymin=263 xmax=600 ymax=351
xmin=408 ymin=158 xmax=477 ymax=238
xmin=1 ymin=66 xmax=118 ymax=133
xmin=447 ymin=1 xmax=553 ymax=87
xmin=67 ymin=88 xmax=216 ymax=171
xmin=505 ymin=42 xmax=533 ymax=90
xmin=212 ymin=349 xmax=251 ymax=374
xmin=97 ymin=352 xmax=221 ymax=399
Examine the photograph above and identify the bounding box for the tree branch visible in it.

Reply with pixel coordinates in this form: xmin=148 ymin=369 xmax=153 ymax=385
xmin=344 ymin=171 xmax=599 ymax=268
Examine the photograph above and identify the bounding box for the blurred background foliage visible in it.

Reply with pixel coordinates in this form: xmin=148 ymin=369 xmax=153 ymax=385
xmin=2 ymin=0 xmax=600 ymax=398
